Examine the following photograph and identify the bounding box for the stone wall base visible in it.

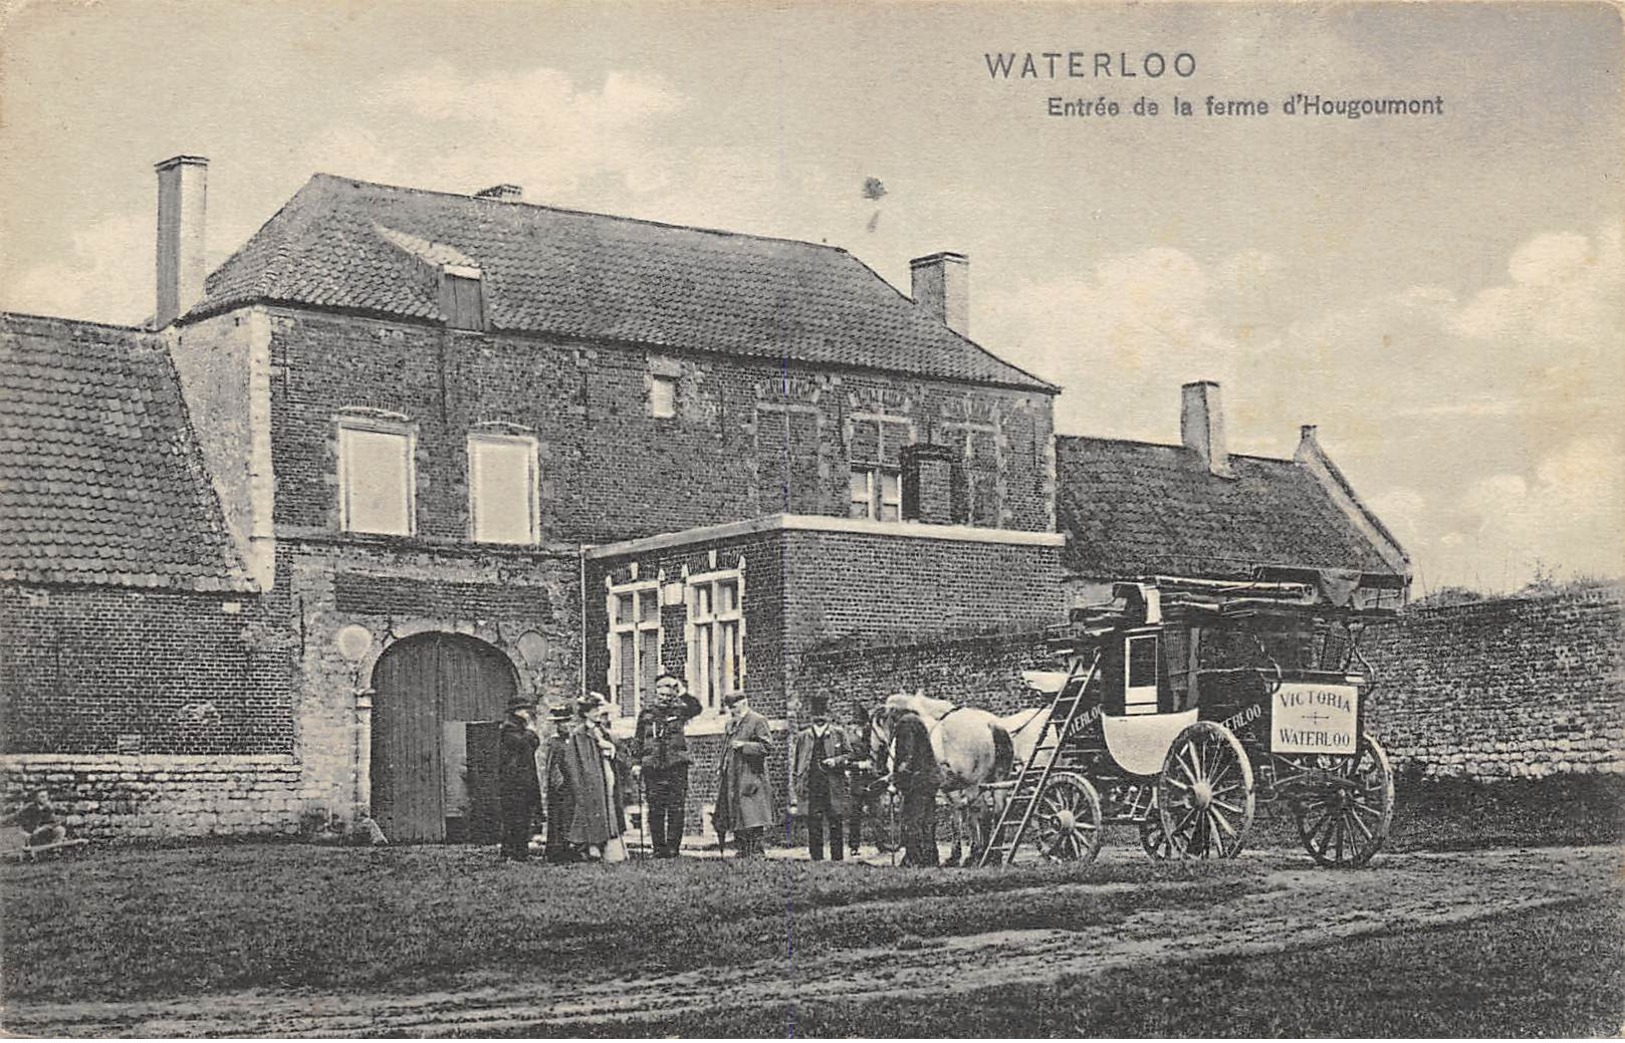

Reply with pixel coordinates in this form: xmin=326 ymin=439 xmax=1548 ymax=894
xmin=1 ymin=754 xmax=308 ymax=840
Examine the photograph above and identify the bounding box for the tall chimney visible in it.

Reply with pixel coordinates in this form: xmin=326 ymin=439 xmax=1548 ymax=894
xmin=155 ymin=155 xmax=209 ymax=328
xmin=1181 ymin=381 xmax=1234 ymax=478
xmin=910 ymin=252 xmax=970 ymax=336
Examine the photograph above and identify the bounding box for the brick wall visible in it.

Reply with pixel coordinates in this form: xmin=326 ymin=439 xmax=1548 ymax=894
xmin=0 ymin=585 xmax=296 ymax=756
xmin=1362 ymin=584 xmax=1624 ymax=780
xmin=260 ymin=308 xmax=1055 ymax=544
xmin=798 ymin=629 xmax=1055 ymax=722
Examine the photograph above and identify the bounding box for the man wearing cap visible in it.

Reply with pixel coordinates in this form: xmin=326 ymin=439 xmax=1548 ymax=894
xmin=791 ymin=694 xmax=855 ymax=861
xmin=540 ymin=703 xmax=578 ymax=863
xmin=498 ymin=697 xmax=542 ymax=861
xmin=630 ymin=673 xmax=703 ymax=858
xmin=715 ymin=691 xmax=773 ymax=858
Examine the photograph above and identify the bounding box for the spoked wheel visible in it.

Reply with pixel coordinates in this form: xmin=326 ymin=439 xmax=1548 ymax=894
xmin=1139 ymin=810 xmax=1173 ymax=861
xmin=1157 ymin=722 xmax=1255 ymax=859
xmin=1293 ymin=732 xmax=1395 ymax=867
xmin=1032 ymin=772 xmax=1104 ymax=864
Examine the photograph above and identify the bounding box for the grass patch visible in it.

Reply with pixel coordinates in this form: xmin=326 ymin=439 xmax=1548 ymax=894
xmin=561 ymin=896 xmax=1625 ymax=1038
xmin=2 ymin=844 xmax=1250 ymax=1004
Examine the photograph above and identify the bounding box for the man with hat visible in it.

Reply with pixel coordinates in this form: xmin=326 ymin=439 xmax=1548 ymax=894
xmin=540 ymin=702 xmax=578 ymax=863
xmin=629 ymin=673 xmax=703 ymax=858
xmin=715 ymin=690 xmax=772 ymax=858
xmin=498 ymin=696 xmax=542 ymax=861
xmin=791 ymin=693 xmax=855 ymax=860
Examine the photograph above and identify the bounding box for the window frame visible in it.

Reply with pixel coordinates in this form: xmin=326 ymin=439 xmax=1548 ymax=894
xmin=1124 ymin=633 xmax=1160 ymax=715
xmin=336 ymin=417 xmax=416 ymax=536
xmin=606 ymin=579 xmax=662 ymax=720
xmin=848 ymin=414 xmax=913 ymax=523
xmin=466 ymin=431 xmax=541 ymax=545
xmin=685 ymin=567 xmax=746 ymax=716
xmin=649 ymin=374 xmax=678 ymax=419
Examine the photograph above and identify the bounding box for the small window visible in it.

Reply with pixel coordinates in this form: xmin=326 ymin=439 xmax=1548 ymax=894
xmin=689 ymin=571 xmax=744 ymax=713
xmin=468 ymin=433 xmax=539 ymax=544
xmin=649 ymin=375 xmax=677 ymax=419
xmin=1125 ymin=634 xmax=1159 ymax=715
xmin=338 ymin=422 xmax=414 ymax=535
xmin=444 ymin=272 xmax=485 ymax=331
xmin=609 ymin=582 xmax=661 ymax=718
xmin=849 ymin=467 xmax=901 ymax=521
xmin=849 ymin=415 xmax=910 ymax=522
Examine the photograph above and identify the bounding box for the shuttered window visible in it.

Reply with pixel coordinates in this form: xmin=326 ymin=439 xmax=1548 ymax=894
xmin=467 ymin=433 xmax=539 ymax=544
xmin=338 ymin=422 xmax=415 ymax=536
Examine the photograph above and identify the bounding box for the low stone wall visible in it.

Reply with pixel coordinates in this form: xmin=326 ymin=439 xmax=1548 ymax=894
xmin=0 ymin=754 xmax=306 ymax=840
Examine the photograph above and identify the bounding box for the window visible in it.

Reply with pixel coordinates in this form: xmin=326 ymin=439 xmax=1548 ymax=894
xmin=608 ymin=582 xmax=661 ymax=718
xmin=1125 ymin=634 xmax=1159 ymax=715
xmin=944 ymin=423 xmax=1000 ymax=527
xmin=338 ymin=421 xmax=414 ymax=535
xmin=688 ymin=571 xmax=743 ymax=713
xmin=468 ymin=433 xmax=539 ymax=544
xmin=649 ymin=375 xmax=677 ymax=419
xmin=849 ymin=416 xmax=911 ymax=522
xmin=443 ymin=270 xmax=485 ymax=331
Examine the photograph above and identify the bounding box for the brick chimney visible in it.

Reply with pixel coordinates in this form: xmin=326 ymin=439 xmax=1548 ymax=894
xmin=155 ymin=156 xmax=209 ymax=328
xmin=475 ymin=184 xmax=523 ymax=201
xmin=1180 ymin=381 xmax=1234 ymax=478
xmin=910 ymin=252 xmax=969 ymax=336
xmin=901 ymin=443 xmax=957 ymax=524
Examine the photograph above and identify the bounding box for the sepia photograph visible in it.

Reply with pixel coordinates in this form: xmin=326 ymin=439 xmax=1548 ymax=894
xmin=1 ymin=0 xmax=1621 ymax=1036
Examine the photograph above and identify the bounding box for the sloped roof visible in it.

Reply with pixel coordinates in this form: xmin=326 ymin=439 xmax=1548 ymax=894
xmin=0 ymin=313 xmax=247 ymax=590
xmin=191 ymin=174 xmax=1055 ymax=391
xmin=1056 ymin=436 xmax=1399 ymax=580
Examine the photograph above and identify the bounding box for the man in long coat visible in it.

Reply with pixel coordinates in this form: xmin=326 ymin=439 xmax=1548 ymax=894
xmin=791 ymin=694 xmax=854 ymax=860
xmin=887 ymin=704 xmax=942 ymax=867
xmin=540 ymin=704 xmax=577 ymax=863
xmin=715 ymin=690 xmax=773 ymax=857
xmin=560 ymin=692 xmax=628 ymax=860
xmin=497 ymin=697 xmax=542 ymax=861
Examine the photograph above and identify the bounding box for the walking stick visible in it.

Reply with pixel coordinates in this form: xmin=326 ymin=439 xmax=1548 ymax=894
xmin=637 ymin=773 xmax=647 ymax=860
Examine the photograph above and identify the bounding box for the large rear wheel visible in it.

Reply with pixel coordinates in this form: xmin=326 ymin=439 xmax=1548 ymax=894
xmin=1293 ymin=732 xmax=1395 ymax=867
xmin=1157 ymin=722 xmax=1255 ymax=859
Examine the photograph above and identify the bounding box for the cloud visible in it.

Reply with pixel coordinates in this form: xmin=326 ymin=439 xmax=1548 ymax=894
xmin=1 ymin=210 xmax=151 ymax=326
xmin=1451 ymin=223 xmax=1623 ymax=346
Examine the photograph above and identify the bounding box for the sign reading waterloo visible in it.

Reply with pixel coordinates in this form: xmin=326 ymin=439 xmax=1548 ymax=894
xmin=1271 ymin=682 xmax=1358 ymax=754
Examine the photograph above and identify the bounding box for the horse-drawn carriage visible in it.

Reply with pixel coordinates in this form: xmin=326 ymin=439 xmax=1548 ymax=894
xmin=975 ymin=574 xmax=1398 ymax=868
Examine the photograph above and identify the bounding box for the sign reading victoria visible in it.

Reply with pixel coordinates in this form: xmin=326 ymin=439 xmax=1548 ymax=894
xmin=1271 ymin=682 xmax=1358 ymax=755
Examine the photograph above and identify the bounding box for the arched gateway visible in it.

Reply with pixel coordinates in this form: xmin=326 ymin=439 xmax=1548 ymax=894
xmin=369 ymin=632 xmax=520 ymax=843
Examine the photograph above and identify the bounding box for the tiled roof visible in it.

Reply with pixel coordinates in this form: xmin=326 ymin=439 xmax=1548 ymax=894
xmin=0 ymin=313 xmax=247 ymax=590
xmin=192 ymin=174 xmax=1055 ymax=391
xmin=1056 ymin=436 xmax=1400 ymax=580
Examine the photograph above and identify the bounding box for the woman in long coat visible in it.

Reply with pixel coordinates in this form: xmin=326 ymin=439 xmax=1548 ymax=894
xmin=561 ymin=693 xmax=629 ymax=860
xmin=715 ymin=691 xmax=773 ymax=857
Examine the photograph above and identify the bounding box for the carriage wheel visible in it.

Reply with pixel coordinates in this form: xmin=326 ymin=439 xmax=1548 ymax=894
xmin=1294 ymin=732 xmax=1394 ymax=868
xmin=1032 ymin=772 xmax=1103 ymax=864
xmin=1139 ymin=811 xmax=1173 ymax=861
xmin=1157 ymin=722 xmax=1255 ymax=860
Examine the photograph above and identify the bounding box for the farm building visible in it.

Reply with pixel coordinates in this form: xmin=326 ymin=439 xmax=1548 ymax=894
xmin=1 ymin=157 xmax=1408 ymax=841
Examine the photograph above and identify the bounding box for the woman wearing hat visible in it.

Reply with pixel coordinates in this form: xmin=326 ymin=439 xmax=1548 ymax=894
xmin=560 ymin=692 xmax=629 ymax=862
xmin=715 ymin=690 xmax=773 ymax=858
xmin=498 ymin=697 xmax=542 ymax=861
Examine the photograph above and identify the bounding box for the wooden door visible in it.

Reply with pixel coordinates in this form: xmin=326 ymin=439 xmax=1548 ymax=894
xmin=370 ymin=633 xmax=518 ymax=843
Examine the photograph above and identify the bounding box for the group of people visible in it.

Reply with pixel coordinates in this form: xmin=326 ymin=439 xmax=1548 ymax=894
xmin=494 ymin=678 xmax=946 ymax=867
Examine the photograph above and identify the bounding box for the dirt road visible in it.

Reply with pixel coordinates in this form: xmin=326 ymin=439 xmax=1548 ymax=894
xmin=5 ymin=845 xmax=1619 ymax=1037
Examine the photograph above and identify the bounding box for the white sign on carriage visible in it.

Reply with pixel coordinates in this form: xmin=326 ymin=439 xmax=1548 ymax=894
xmin=1271 ymin=682 xmax=1359 ymax=755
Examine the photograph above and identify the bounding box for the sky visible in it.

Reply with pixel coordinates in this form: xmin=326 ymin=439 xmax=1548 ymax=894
xmin=2 ymin=0 xmax=1621 ymax=595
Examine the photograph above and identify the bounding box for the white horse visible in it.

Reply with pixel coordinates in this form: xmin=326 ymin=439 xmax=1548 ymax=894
xmin=876 ymin=691 xmax=1053 ymax=865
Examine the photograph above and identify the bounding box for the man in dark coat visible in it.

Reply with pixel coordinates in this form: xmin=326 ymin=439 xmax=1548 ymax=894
xmin=792 ymin=694 xmax=855 ymax=860
xmin=541 ymin=704 xmax=577 ymax=863
xmin=887 ymin=704 xmax=942 ymax=867
xmin=498 ymin=697 xmax=542 ymax=861
xmin=715 ymin=691 xmax=773 ymax=858
xmin=630 ymin=673 xmax=703 ymax=858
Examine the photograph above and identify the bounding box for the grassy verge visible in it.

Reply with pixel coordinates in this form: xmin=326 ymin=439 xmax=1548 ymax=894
xmin=1 ymin=845 xmax=1250 ymax=1004
xmin=549 ymin=896 xmax=1624 ymax=1038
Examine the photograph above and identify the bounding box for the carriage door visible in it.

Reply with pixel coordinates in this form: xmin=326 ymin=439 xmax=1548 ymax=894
xmin=370 ymin=633 xmax=518 ymax=843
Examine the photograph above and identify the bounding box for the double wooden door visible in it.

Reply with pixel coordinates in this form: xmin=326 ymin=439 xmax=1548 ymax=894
xmin=370 ymin=633 xmax=517 ymax=843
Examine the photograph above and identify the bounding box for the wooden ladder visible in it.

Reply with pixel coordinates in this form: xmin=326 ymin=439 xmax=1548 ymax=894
xmin=976 ymin=649 xmax=1101 ymax=867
